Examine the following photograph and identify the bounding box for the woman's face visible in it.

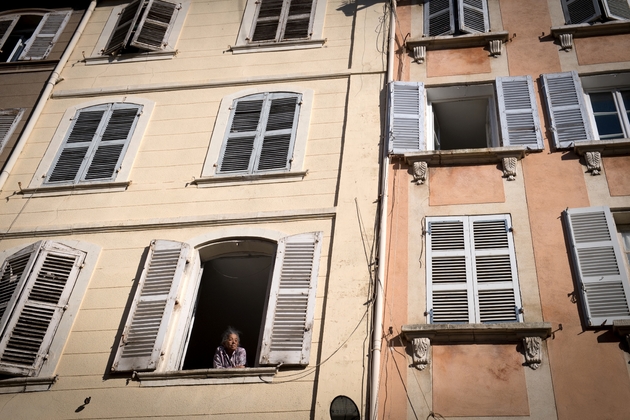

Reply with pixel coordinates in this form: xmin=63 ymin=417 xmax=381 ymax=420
xmin=224 ymin=333 xmax=239 ymax=352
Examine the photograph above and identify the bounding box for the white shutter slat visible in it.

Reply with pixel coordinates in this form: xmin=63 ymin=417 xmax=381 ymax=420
xmin=565 ymin=207 xmax=630 ymax=326
xmin=389 ymin=82 xmax=425 ymax=154
xmin=424 ymin=0 xmax=455 ymax=36
xmin=459 ymin=0 xmax=489 ymax=34
xmin=496 ymin=76 xmax=544 ymax=149
xmin=561 ymin=0 xmax=602 ymax=23
xmin=260 ymin=232 xmax=323 ymax=366
xmin=0 ymin=108 xmax=24 ymax=154
xmin=541 ymin=71 xmax=594 ymax=148
xmin=255 ymin=94 xmax=300 ymax=172
xmin=112 ymin=240 xmax=189 ymax=372
xmin=0 ymin=17 xmax=19 ymax=52
xmin=0 ymin=242 xmax=85 ymax=376
xmin=130 ymin=0 xmax=179 ymax=51
xmin=19 ymin=11 xmax=70 ymax=60
xmin=283 ymin=0 xmax=315 ymax=40
xmin=103 ymin=0 xmax=143 ymax=55
xmin=602 ymin=0 xmax=630 ymax=20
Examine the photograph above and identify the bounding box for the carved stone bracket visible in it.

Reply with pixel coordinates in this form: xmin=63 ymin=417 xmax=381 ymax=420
xmin=502 ymin=157 xmax=517 ymax=181
xmin=584 ymin=151 xmax=601 ymax=175
xmin=523 ymin=336 xmax=542 ymax=370
xmin=488 ymin=39 xmax=502 ymax=56
xmin=412 ymin=46 xmax=426 ymax=64
xmin=412 ymin=161 xmax=428 ymax=185
xmin=412 ymin=337 xmax=430 ymax=370
xmin=559 ymin=33 xmax=573 ymax=51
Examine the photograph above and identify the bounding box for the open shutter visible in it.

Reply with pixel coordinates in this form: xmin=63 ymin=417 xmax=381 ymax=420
xmin=130 ymin=0 xmax=179 ymax=51
xmin=426 ymin=217 xmax=475 ymax=323
xmin=602 ymin=0 xmax=630 ymax=20
xmin=0 ymin=242 xmax=85 ymax=376
xmin=0 ymin=109 xmax=24 ymax=153
xmin=541 ymin=71 xmax=594 ymax=148
xmin=564 ymin=207 xmax=630 ymax=326
xmin=260 ymin=232 xmax=322 ymax=366
xmin=218 ymin=95 xmax=264 ymax=174
xmin=424 ymin=0 xmax=455 ymax=36
xmin=112 ymin=240 xmax=190 ymax=372
xmin=255 ymin=93 xmax=300 ymax=172
xmin=458 ymin=0 xmax=489 ymax=34
xmin=561 ymin=0 xmax=602 ymax=24
xmin=282 ymin=0 xmax=315 ymax=40
xmin=389 ymin=82 xmax=425 ymax=154
xmin=496 ymin=76 xmax=544 ymax=149
xmin=103 ymin=0 xmax=143 ymax=55
xmin=470 ymin=215 xmax=522 ymax=323
xmin=0 ymin=16 xmax=19 ymax=52
xmin=18 ymin=11 xmax=70 ymax=61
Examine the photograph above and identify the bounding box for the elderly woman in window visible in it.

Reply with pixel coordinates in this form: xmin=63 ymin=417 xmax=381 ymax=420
xmin=213 ymin=327 xmax=246 ymax=368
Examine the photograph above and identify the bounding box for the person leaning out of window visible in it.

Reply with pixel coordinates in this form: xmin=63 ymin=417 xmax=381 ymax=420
xmin=213 ymin=327 xmax=246 ymax=368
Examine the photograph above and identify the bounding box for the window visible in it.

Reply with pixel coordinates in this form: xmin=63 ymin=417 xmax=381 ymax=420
xmin=0 ymin=108 xmax=24 ymax=155
xmin=423 ymin=0 xmax=490 ymax=36
xmin=0 ymin=11 xmax=70 ymax=62
xmin=388 ymin=76 xmax=544 ymax=154
xmin=564 ymin=206 xmax=630 ymax=326
xmin=561 ymin=0 xmax=630 ymax=25
xmin=426 ymin=215 xmax=523 ymax=324
xmin=111 ymin=233 xmax=323 ymax=373
xmin=28 ymin=98 xmax=154 ymax=193
xmin=232 ymin=0 xmax=327 ymax=53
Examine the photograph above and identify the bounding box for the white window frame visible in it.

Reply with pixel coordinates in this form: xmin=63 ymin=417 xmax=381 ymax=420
xmin=0 ymin=240 xmax=99 ymax=393
xmin=581 ymin=72 xmax=630 ymax=141
xmin=232 ymin=0 xmax=327 ymax=54
xmin=198 ymin=86 xmax=313 ymax=187
xmin=27 ymin=97 xmax=154 ymax=195
xmin=87 ymin=0 xmax=190 ymax=65
xmin=0 ymin=11 xmax=71 ymax=62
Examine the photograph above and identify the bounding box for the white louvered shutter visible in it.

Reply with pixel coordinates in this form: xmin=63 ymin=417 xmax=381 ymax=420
xmin=218 ymin=95 xmax=264 ymax=173
xmin=46 ymin=103 xmax=141 ymax=185
xmin=561 ymin=0 xmax=602 ymax=24
xmin=255 ymin=94 xmax=300 ymax=172
xmin=18 ymin=11 xmax=71 ymax=61
xmin=112 ymin=240 xmax=190 ymax=372
xmin=251 ymin=0 xmax=284 ymax=42
xmin=470 ymin=215 xmax=522 ymax=323
xmin=496 ymin=76 xmax=544 ymax=149
xmin=0 ymin=109 xmax=24 ymax=153
xmin=541 ymin=71 xmax=594 ymax=148
xmin=458 ymin=0 xmax=489 ymax=34
xmin=130 ymin=0 xmax=179 ymax=51
xmin=602 ymin=0 xmax=630 ymax=20
xmin=282 ymin=0 xmax=315 ymax=40
xmin=259 ymin=232 xmax=322 ymax=366
xmin=424 ymin=0 xmax=455 ymax=36
xmin=565 ymin=207 xmax=630 ymax=326
xmin=426 ymin=217 xmax=475 ymax=323
xmin=0 ymin=16 xmax=19 ymax=52
xmin=0 ymin=242 xmax=85 ymax=376
xmin=103 ymin=0 xmax=144 ymax=55
xmin=389 ymin=82 xmax=425 ymax=154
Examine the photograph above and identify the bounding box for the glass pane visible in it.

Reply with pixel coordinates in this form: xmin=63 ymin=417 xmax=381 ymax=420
xmin=623 ymin=231 xmax=630 ymax=251
xmin=591 ymin=92 xmax=624 ymax=139
xmin=590 ymin=92 xmax=617 ymax=112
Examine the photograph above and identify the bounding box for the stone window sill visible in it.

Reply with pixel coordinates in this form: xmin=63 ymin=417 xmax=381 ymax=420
xmin=401 ymin=322 xmax=552 ymax=344
xmin=230 ymin=39 xmax=326 ymax=54
xmin=405 ymin=31 xmax=509 ymax=51
xmin=193 ymin=171 xmax=308 ymax=188
xmin=84 ymin=50 xmax=177 ymax=66
xmin=574 ymin=139 xmax=630 ymax=156
xmin=135 ymin=367 xmax=277 ymax=387
xmin=403 ymin=146 xmax=533 ymax=166
xmin=20 ymin=181 xmax=131 ymax=197
xmin=551 ymin=20 xmax=630 ymax=39
xmin=0 ymin=376 xmax=57 ymax=394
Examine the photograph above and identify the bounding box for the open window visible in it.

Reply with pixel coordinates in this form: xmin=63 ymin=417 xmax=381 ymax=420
xmin=561 ymin=0 xmax=630 ymax=25
xmin=112 ymin=232 xmax=323 ymax=373
xmin=423 ymin=0 xmax=490 ymax=36
xmin=0 ymin=11 xmax=70 ymax=62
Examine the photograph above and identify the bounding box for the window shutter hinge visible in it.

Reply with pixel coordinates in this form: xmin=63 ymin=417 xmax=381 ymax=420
xmin=44 ymin=353 xmax=49 ymax=360
xmin=63 ymin=305 xmax=68 ymax=311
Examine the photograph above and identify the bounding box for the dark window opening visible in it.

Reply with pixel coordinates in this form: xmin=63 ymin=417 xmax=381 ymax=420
xmin=432 ymin=98 xmax=489 ymax=150
xmin=0 ymin=15 xmax=43 ymax=62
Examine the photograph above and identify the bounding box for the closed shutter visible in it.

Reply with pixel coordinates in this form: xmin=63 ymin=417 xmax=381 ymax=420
xmin=0 ymin=109 xmax=24 ymax=153
xmin=46 ymin=103 xmax=141 ymax=185
xmin=458 ymin=0 xmax=489 ymax=34
xmin=0 ymin=16 xmax=19 ymax=52
xmin=389 ymin=82 xmax=425 ymax=154
xmin=255 ymin=94 xmax=300 ymax=172
xmin=564 ymin=207 xmax=630 ymax=326
xmin=561 ymin=0 xmax=602 ymax=24
xmin=130 ymin=0 xmax=179 ymax=51
xmin=283 ymin=0 xmax=315 ymax=40
xmin=251 ymin=0 xmax=284 ymax=42
xmin=496 ymin=76 xmax=543 ymax=149
xmin=112 ymin=240 xmax=190 ymax=372
xmin=103 ymin=0 xmax=143 ymax=55
xmin=470 ymin=215 xmax=522 ymax=323
xmin=426 ymin=217 xmax=475 ymax=323
xmin=19 ymin=11 xmax=71 ymax=61
xmin=541 ymin=71 xmax=594 ymax=148
xmin=0 ymin=242 xmax=85 ymax=376
xmin=424 ymin=0 xmax=455 ymax=36
xmin=218 ymin=95 xmax=264 ymax=173
xmin=259 ymin=232 xmax=323 ymax=366
xmin=602 ymin=0 xmax=630 ymax=20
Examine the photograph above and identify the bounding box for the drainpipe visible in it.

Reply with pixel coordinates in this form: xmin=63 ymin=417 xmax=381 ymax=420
xmin=369 ymin=1 xmax=396 ymax=419
xmin=0 ymin=0 xmax=98 ymax=192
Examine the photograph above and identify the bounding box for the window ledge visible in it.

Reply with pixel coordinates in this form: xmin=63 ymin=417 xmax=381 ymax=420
xmin=550 ymin=20 xmax=630 ymax=39
xmin=20 ymin=181 xmax=131 ymax=197
xmin=574 ymin=139 xmax=630 ymax=156
xmin=401 ymin=322 xmax=552 ymax=344
xmin=613 ymin=319 xmax=630 ymax=336
xmin=193 ymin=171 xmax=308 ymax=188
xmin=405 ymin=31 xmax=509 ymax=51
xmin=0 ymin=60 xmax=58 ymax=74
xmin=84 ymin=50 xmax=177 ymax=66
xmin=403 ymin=146 xmax=535 ymax=166
xmin=135 ymin=367 xmax=277 ymax=387
xmin=230 ymin=39 xmax=326 ymax=54
xmin=0 ymin=375 xmax=57 ymax=394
